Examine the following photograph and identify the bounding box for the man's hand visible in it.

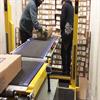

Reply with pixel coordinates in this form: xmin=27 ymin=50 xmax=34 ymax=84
xmin=37 ymin=28 xmax=48 ymax=40
xmin=37 ymin=27 xmax=52 ymax=40
xmin=42 ymin=29 xmax=48 ymax=38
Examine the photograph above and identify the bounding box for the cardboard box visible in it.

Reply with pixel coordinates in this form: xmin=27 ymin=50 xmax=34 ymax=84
xmin=34 ymin=27 xmax=53 ymax=40
xmin=0 ymin=54 xmax=21 ymax=93
xmin=47 ymin=27 xmax=53 ymax=38
xmin=42 ymin=27 xmax=53 ymax=40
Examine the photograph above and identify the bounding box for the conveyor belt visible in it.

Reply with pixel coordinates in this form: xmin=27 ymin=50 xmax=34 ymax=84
xmin=11 ymin=60 xmax=43 ymax=86
xmin=12 ymin=37 xmax=57 ymax=58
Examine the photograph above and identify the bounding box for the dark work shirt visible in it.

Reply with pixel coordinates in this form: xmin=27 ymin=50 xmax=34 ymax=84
xmin=20 ymin=0 xmax=42 ymax=34
xmin=60 ymin=1 xmax=74 ymax=37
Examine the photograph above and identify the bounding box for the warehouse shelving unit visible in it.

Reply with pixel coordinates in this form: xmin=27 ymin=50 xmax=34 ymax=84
xmin=52 ymin=38 xmax=62 ymax=67
xmin=77 ymin=0 xmax=91 ymax=77
xmin=38 ymin=0 xmax=56 ymax=33
xmin=55 ymin=0 xmax=62 ymax=31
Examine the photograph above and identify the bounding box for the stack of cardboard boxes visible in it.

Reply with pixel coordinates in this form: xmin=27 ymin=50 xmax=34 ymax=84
xmin=38 ymin=0 xmax=56 ymax=34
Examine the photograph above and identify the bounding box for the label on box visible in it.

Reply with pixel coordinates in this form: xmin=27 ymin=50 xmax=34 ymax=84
xmin=0 ymin=58 xmax=6 ymax=63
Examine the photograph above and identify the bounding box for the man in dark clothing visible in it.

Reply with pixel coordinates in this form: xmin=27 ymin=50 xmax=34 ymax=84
xmin=60 ymin=0 xmax=74 ymax=75
xmin=19 ymin=0 xmax=44 ymax=43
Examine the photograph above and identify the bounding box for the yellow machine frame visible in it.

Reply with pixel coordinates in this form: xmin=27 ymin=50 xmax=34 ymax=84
xmin=48 ymin=0 xmax=79 ymax=100
xmin=71 ymin=0 xmax=79 ymax=88
xmin=5 ymin=0 xmax=15 ymax=52
xmin=69 ymin=0 xmax=79 ymax=100
xmin=26 ymin=63 xmax=48 ymax=98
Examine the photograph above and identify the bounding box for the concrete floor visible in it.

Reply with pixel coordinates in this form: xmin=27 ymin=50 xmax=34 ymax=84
xmin=36 ymin=77 xmax=88 ymax=100
xmin=36 ymin=79 xmax=58 ymax=100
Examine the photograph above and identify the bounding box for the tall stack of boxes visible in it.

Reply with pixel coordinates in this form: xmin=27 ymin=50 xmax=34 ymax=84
xmin=38 ymin=0 xmax=56 ymax=34
xmin=55 ymin=0 xmax=62 ymax=32
xmin=85 ymin=0 xmax=91 ymax=78
xmin=77 ymin=36 xmax=87 ymax=77
xmin=77 ymin=0 xmax=87 ymax=76
xmin=78 ymin=0 xmax=87 ymax=36
xmin=52 ymin=39 xmax=62 ymax=67
xmin=77 ymin=0 xmax=91 ymax=77
xmin=85 ymin=0 xmax=91 ymax=36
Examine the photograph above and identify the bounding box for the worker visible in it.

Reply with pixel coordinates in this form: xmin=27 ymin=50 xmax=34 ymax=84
xmin=19 ymin=0 xmax=45 ymax=43
xmin=60 ymin=0 xmax=74 ymax=76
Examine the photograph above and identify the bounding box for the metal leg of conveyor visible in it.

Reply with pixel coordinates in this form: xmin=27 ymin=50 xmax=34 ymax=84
xmin=46 ymin=67 xmax=52 ymax=92
xmin=47 ymin=74 xmax=51 ymax=92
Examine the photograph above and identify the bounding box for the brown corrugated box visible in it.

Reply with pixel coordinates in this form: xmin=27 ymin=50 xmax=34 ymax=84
xmin=46 ymin=27 xmax=52 ymax=39
xmin=36 ymin=27 xmax=53 ymax=40
xmin=0 ymin=54 xmax=21 ymax=93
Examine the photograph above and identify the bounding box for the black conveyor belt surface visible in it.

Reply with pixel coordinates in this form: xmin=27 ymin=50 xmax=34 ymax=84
xmin=13 ymin=37 xmax=57 ymax=58
xmin=11 ymin=61 xmax=43 ymax=86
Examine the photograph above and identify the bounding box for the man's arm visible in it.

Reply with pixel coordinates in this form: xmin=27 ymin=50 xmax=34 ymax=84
xmin=29 ymin=3 xmax=42 ymax=31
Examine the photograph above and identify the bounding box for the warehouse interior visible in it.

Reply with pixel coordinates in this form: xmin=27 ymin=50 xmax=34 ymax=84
xmin=0 ymin=0 xmax=100 ymax=100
